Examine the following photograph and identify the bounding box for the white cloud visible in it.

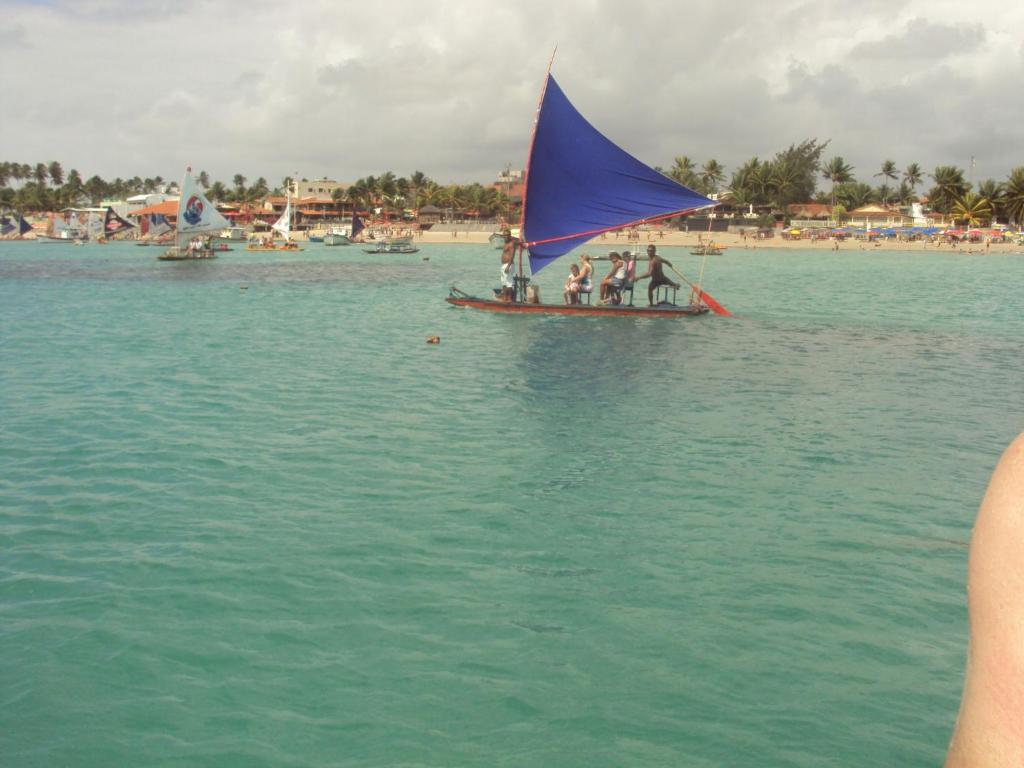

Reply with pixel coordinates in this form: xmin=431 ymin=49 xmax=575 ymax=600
xmin=0 ymin=0 xmax=1021 ymax=189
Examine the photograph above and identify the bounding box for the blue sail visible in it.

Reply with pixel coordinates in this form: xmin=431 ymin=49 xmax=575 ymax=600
xmin=522 ymin=74 xmax=714 ymax=273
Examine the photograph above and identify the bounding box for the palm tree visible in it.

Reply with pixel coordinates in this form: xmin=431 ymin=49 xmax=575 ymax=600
xmin=950 ymin=192 xmax=993 ymax=228
xmin=700 ymin=159 xmax=726 ymax=196
xmin=198 ymin=170 xmax=210 ymax=189
xmin=207 ymin=181 xmax=228 ymax=202
xmin=836 ymin=182 xmax=875 ymax=210
xmin=874 ymin=160 xmax=897 ymax=204
xmin=249 ymin=177 xmax=269 ymax=201
xmin=668 ymin=155 xmax=699 ymax=189
xmin=232 ymin=174 xmax=247 ymax=200
xmin=822 ymin=156 xmax=854 ymax=208
xmin=63 ymin=169 xmax=83 ymax=206
xmin=927 ymin=166 xmax=969 ymax=214
xmin=408 ymin=170 xmax=429 ymax=212
xmin=976 ymin=179 xmax=1005 ymax=222
xmin=47 ymin=161 xmax=64 ymax=187
xmin=903 ymin=162 xmax=923 ymax=193
xmin=730 ymin=157 xmax=771 ymax=207
xmin=894 ymin=181 xmax=915 ymax=206
xmin=33 ymin=163 xmax=48 ymax=187
xmin=346 ymin=179 xmax=371 ymax=212
xmin=1003 ymin=167 xmax=1024 ymax=226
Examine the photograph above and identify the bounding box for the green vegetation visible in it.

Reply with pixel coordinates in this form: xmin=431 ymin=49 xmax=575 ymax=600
xmin=2 ymin=153 xmax=1023 ymax=229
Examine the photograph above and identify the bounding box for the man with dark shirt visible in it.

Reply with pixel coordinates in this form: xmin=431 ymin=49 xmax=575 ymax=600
xmin=634 ymin=244 xmax=680 ymax=305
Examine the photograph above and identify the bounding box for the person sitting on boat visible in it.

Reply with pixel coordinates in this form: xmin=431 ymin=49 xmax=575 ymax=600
xmin=563 ymin=263 xmax=581 ymax=305
xmin=634 ymin=244 xmax=680 ymax=305
xmin=578 ymin=254 xmax=593 ymax=299
xmin=499 ymin=231 xmax=518 ymax=301
xmin=599 ymin=252 xmax=625 ymax=304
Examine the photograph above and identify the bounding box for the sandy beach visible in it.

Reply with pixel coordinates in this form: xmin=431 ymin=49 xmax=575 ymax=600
xmin=411 ymin=227 xmax=1024 ymax=255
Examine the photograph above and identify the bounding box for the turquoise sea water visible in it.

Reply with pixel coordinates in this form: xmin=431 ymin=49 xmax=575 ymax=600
xmin=2 ymin=241 xmax=1023 ymax=767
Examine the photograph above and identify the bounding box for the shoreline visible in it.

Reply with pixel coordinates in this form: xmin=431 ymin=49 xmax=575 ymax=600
xmin=410 ymin=228 xmax=1024 ymax=255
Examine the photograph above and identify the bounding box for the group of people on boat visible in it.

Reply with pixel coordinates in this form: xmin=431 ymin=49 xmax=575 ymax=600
xmin=186 ymin=236 xmax=213 ymax=254
xmin=499 ymin=232 xmax=683 ymax=307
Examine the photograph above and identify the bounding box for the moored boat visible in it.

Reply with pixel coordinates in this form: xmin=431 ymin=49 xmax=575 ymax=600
xmin=691 ymin=243 xmax=726 ymax=256
xmin=364 ymin=238 xmax=418 ymax=254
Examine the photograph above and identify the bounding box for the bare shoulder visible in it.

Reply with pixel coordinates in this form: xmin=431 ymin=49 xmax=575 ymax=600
xmin=946 ymin=433 xmax=1024 ymax=766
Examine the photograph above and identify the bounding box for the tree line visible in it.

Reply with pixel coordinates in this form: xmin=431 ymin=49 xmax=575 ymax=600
xmin=0 ymin=162 xmax=516 ymax=221
xmin=661 ymin=143 xmax=1024 ymax=226
xmin=4 ymin=151 xmax=1023 ymax=227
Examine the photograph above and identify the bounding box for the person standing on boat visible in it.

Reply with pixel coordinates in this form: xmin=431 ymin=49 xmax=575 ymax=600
xmin=634 ymin=244 xmax=680 ymax=305
xmin=499 ymin=230 xmax=518 ymax=302
xmin=599 ymin=252 xmax=625 ymax=303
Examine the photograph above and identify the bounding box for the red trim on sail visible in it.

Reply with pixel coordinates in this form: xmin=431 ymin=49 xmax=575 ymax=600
xmin=523 ymin=206 xmax=713 ymax=248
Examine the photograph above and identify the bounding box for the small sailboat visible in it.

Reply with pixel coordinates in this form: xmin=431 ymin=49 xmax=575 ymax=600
xmin=324 ymin=214 xmax=364 ymax=246
xmin=447 ymin=65 xmax=730 ymax=318
xmin=247 ymin=183 xmax=303 ymax=251
xmin=102 ymin=206 xmax=136 ymax=240
xmin=159 ymin=167 xmax=231 ymax=260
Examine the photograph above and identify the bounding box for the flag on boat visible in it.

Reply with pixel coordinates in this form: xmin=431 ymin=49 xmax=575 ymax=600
xmin=351 ymin=213 xmax=365 ymax=240
xmin=104 ymin=207 xmax=136 ymax=237
xmin=176 ymin=169 xmax=230 ymax=238
xmin=521 ymin=74 xmax=715 ymax=273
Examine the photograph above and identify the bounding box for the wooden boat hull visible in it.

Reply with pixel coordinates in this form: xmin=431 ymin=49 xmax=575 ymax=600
xmin=446 ymin=294 xmax=708 ymax=318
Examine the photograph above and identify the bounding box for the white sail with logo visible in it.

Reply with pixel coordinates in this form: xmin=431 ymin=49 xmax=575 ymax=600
xmin=176 ymin=169 xmax=230 ymax=239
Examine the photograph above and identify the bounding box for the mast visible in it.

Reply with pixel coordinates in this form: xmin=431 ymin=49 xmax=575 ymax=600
xmin=517 ymin=48 xmax=557 ymax=298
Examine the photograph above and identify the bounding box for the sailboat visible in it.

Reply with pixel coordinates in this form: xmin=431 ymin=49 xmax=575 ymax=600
xmin=247 ymin=182 xmax=303 ymax=251
xmin=447 ymin=67 xmax=731 ymax=318
xmin=101 ymin=206 xmax=136 ymax=241
xmin=158 ymin=167 xmax=231 ymax=260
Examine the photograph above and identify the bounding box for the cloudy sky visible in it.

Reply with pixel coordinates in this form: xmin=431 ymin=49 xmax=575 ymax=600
xmin=2 ymin=0 xmax=1021 ymax=189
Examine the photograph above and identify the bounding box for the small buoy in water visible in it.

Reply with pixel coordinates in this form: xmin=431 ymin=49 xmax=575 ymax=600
xmin=240 ymin=286 xmax=248 ymax=290
xmin=426 ymin=336 xmax=440 ymax=344
xmin=422 ymin=256 xmax=429 ymax=261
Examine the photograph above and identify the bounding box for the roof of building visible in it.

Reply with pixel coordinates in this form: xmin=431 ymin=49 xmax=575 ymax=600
xmin=848 ymin=204 xmax=896 ymax=215
xmin=127 ymin=200 xmax=180 ymax=217
xmin=786 ymin=202 xmax=833 ymax=217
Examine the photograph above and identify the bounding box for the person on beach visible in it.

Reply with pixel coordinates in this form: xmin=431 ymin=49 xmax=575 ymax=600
xmin=599 ymin=252 xmax=625 ymax=303
xmin=563 ymin=264 xmax=581 ymax=304
xmin=945 ymin=432 xmax=1024 ymax=766
xmin=633 ymin=244 xmax=680 ymax=305
xmin=499 ymin=231 xmax=517 ymax=302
